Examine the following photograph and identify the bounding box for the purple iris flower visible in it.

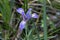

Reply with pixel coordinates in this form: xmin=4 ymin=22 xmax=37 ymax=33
xmin=17 ymin=8 xmax=39 ymax=31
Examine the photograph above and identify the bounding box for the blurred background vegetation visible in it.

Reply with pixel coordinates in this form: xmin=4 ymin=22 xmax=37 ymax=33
xmin=0 ymin=0 xmax=60 ymax=40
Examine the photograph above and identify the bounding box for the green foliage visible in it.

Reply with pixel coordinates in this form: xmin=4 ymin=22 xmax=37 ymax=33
xmin=0 ymin=0 xmax=60 ymax=40
xmin=52 ymin=1 xmax=60 ymax=9
xmin=0 ymin=0 xmax=12 ymax=23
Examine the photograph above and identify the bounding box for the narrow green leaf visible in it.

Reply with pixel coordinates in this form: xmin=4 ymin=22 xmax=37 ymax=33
xmin=0 ymin=0 xmax=12 ymax=24
xmin=42 ymin=0 xmax=48 ymax=40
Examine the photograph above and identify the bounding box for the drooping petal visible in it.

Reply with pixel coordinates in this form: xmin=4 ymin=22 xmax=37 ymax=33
xmin=32 ymin=13 xmax=39 ymax=18
xmin=26 ymin=8 xmax=32 ymax=19
xmin=19 ymin=20 xmax=26 ymax=30
xmin=16 ymin=8 xmax=25 ymax=15
xmin=17 ymin=8 xmax=27 ymax=20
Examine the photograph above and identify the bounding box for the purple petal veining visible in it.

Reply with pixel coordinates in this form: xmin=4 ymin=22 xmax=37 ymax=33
xmin=19 ymin=20 xmax=26 ymax=30
xmin=32 ymin=13 xmax=39 ymax=18
xmin=26 ymin=8 xmax=32 ymax=19
xmin=17 ymin=8 xmax=25 ymax=15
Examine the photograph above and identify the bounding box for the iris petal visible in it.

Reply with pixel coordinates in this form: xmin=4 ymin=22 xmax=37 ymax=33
xmin=26 ymin=8 xmax=32 ymax=19
xmin=32 ymin=13 xmax=39 ymax=18
xmin=17 ymin=8 xmax=25 ymax=15
xmin=19 ymin=20 xmax=26 ymax=30
xmin=17 ymin=8 xmax=27 ymax=20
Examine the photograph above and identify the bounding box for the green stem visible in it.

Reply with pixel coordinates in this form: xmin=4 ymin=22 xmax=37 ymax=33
xmin=24 ymin=0 xmax=28 ymax=12
xmin=43 ymin=0 xmax=48 ymax=40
